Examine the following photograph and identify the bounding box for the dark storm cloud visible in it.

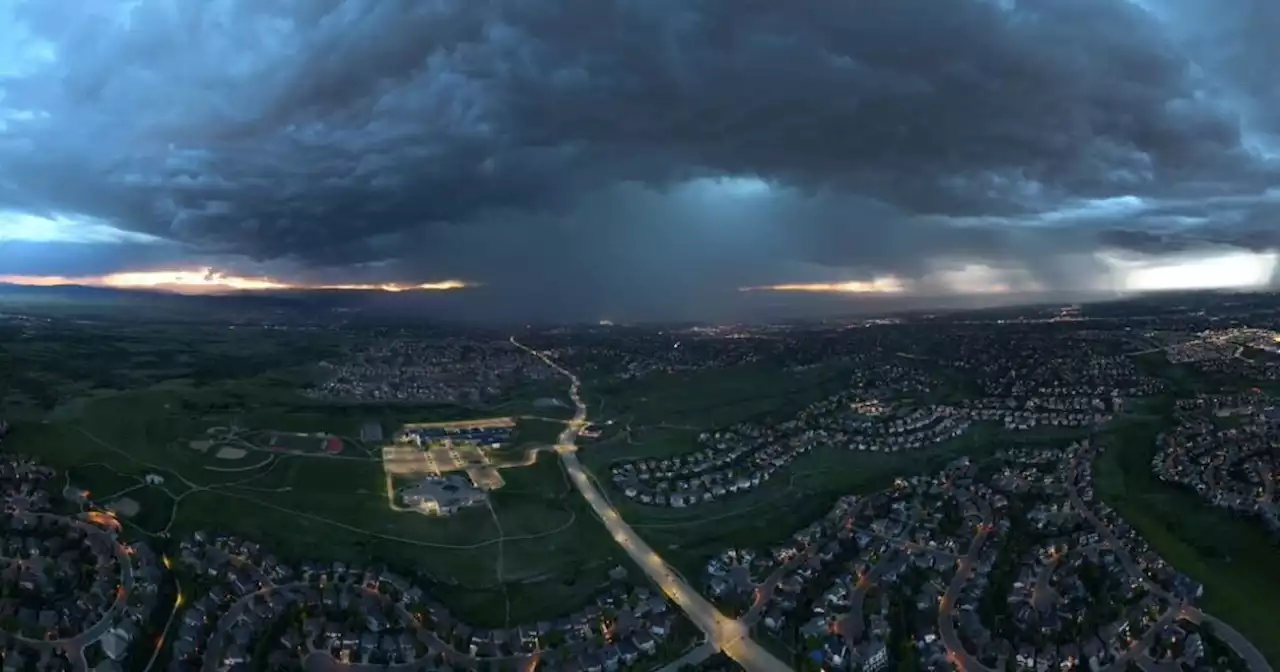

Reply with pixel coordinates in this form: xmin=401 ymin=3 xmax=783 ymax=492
xmin=1141 ymin=0 xmax=1280 ymax=142
xmin=1 ymin=0 xmax=1278 ymax=317
xmin=496 ymin=0 xmax=1268 ymax=211
xmin=1076 ymin=190 xmax=1280 ymax=256
xmin=1094 ymin=229 xmax=1194 ymax=255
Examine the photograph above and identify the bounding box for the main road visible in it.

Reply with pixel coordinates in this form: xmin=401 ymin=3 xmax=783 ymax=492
xmin=511 ymin=338 xmax=793 ymax=672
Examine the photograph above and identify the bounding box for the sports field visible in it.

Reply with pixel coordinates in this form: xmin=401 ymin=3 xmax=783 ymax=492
xmin=7 ymin=388 xmax=628 ymax=626
xmin=259 ymin=430 xmax=345 ymax=454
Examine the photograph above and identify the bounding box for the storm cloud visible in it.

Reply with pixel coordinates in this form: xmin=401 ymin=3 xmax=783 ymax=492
xmin=1 ymin=0 xmax=1278 ymax=319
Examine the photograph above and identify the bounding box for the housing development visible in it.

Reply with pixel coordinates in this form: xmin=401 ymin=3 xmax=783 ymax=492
xmin=7 ymin=1 xmax=1280 ymax=671
xmin=1 ymin=292 xmax=1280 ymax=672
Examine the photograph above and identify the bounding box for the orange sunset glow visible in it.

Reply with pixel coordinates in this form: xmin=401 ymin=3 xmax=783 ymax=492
xmin=739 ymin=278 xmax=907 ymax=294
xmin=0 ymin=268 xmax=471 ymax=294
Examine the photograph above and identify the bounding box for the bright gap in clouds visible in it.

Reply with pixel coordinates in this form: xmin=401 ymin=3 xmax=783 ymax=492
xmin=928 ymin=263 xmax=1042 ymax=294
xmin=740 ymin=264 xmax=1028 ymax=295
xmin=739 ymin=277 xmax=907 ymax=293
xmin=683 ymin=176 xmax=775 ymax=201
xmin=1106 ymin=250 xmax=1279 ymax=292
xmin=0 ymin=211 xmax=161 ymax=244
xmin=101 ymin=269 xmax=291 ymax=291
xmin=744 ymin=251 xmax=1279 ymax=297
xmin=708 ymin=176 xmax=772 ymax=197
xmin=0 ymin=268 xmax=472 ymax=294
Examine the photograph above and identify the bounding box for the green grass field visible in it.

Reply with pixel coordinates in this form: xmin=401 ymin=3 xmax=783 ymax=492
xmin=490 ymin=380 xmax=577 ymax=420
xmin=5 ymin=387 xmax=629 ymax=627
xmin=579 ymin=427 xmax=704 ymax=470
xmin=1095 ymin=419 xmax=1280 ymax=669
xmin=0 ymin=320 xmax=349 ymax=418
xmin=587 ymin=363 xmax=854 ymax=429
xmin=503 ymin=418 xmax=566 ymax=449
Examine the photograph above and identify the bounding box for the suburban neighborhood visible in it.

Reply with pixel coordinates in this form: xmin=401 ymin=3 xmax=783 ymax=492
xmin=308 ymin=338 xmax=557 ymax=406
xmin=702 ymin=440 xmax=1261 ymax=672
xmin=5 ymin=3 xmax=1280 ymax=669
xmin=607 ymin=345 xmax=1146 ymax=510
xmin=1153 ymin=394 xmax=1280 ymax=538
xmin=3 ymin=295 xmax=1280 ymax=672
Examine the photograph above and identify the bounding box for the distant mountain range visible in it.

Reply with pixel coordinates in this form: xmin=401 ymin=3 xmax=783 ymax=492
xmin=0 ymin=281 xmax=567 ymax=327
xmin=2 ymin=280 xmax=1275 ymax=325
xmin=0 ymin=281 xmax=447 ymax=315
xmin=1 ymin=281 xmax=293 ymax=302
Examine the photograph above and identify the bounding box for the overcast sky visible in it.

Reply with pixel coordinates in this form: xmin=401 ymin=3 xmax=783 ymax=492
xmin=2 ymin=0 xmax=1279 ymax=321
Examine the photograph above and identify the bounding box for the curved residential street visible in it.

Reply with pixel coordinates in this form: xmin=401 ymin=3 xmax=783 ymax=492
xmin=512 ymin=338 xmax=794 ymax=672
xmin=505 ymin=340 xmax=1275 ymax=672
xmin=920 ymin=448 xmax=1275 ymax=672
xmin=743 ymin=553 xmax=810 ymax=627
xmin=1068 ymin=452 xmax=1273 ymax=672
xmin=938 ymin=519 xmax=995 ymax=672
xmin=10 ymin=512 xmax=136 ymax=672
xmin=1176 ymin=607 xmax=1271 ymax=672
xmin=200 ymin=575 xmax=527 ymax=672
xmin=836 ymin=554 xmax=897 ymax=648
xmin=1105 ymin=608 xmax=1178 ymax=672
xmin=73 ymin=525 xmax=136 ymax=672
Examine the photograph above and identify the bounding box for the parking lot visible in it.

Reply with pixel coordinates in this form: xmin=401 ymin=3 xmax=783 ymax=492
xmin=381 ymin=423 xmax=508 ymax=491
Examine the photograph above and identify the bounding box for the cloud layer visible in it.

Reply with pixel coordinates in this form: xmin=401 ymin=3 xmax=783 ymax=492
xmin=2 ymin=0 xmax=1278 ymax=319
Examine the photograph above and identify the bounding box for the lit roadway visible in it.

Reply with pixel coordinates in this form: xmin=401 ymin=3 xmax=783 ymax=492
xmin=938 ymin=518 xmax=996 ymax=672
xmin=511 ymin=338 xmax=793 ymax=672
xmin=144 ymin=559 xmax=182 ymax=672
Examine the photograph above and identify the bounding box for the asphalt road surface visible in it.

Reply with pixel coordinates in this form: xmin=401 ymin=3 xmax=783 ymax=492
xmin=512 ymin=338 xmax=794 ymax=672
xmin=10 ymin=512 xmax=136 ymax=672
xmin=938 ymin=522 xmax=994 ymax=672
xmin=1069 ymin=452 xmax=1273 ymax=672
